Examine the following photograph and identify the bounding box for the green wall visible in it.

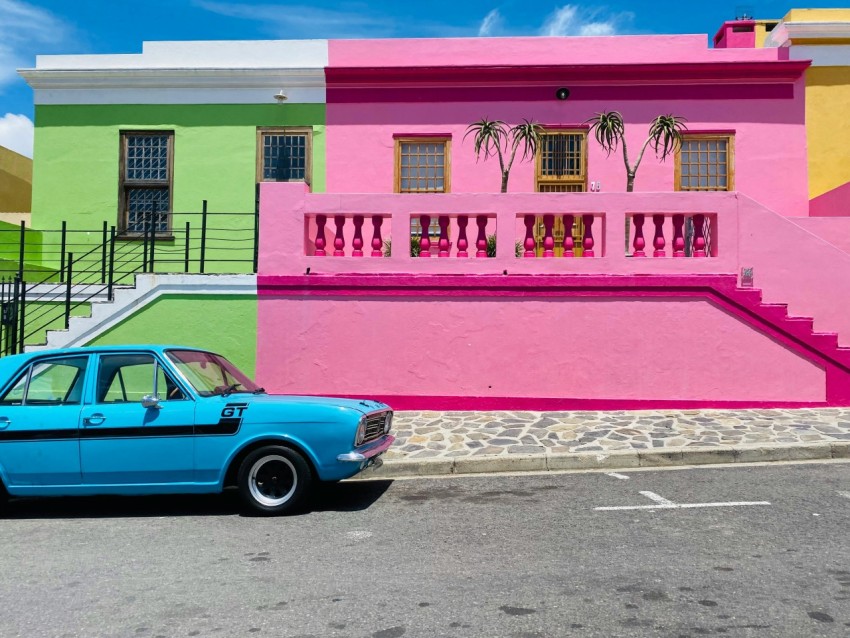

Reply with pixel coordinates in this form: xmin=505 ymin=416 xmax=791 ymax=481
xmin=31 ymin=104 xmax=326 ymax=270
xmin=88 ymin=295 xmax=257 ymax=376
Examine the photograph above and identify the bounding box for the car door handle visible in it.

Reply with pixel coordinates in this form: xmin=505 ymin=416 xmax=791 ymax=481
xmin=83 ymin=414 xmax=106 ymax=426
xmin=0 ymin=417 xmax=10 ymax=430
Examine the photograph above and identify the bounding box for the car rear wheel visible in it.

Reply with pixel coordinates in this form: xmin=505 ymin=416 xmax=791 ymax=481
xmin=237 ymin=446 xmax=312 ymax=515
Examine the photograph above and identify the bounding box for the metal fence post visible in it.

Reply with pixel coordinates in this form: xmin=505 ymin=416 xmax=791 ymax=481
xmin=11 ymin=275 xmax=20 ymax=355
xmin=17 ymin=278 xmax=25 ymax=354
xmin=200 ymin=200 xmax=208 ymax=274
xmin=17 ymin=221 xmax=25 ymax=280
xmin=253 ymin=206 xmax=260 ymax=273
xmin=101 ymin=220 xmax=108 ymax=284
xmin=184 ymin=221 xmax=190 ymax=273
xmin=142 ymin=213 xmax=150 ymax=274
xmin=108 ymin=226 xmax=116 ymax=301
xmin=149 ymin=206 xmax=157 ymax=273
xmin=65 ymin=254 xmax=73 ymax=330
xmin=0 ymin=279 xmax=6 ymax=356
xmin=59 ymin=221 xmax=67 ymax=283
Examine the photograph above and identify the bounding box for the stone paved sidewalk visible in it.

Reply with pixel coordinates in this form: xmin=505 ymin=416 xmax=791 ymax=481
xmin=361 ymin=408 xmax=850 ymax=477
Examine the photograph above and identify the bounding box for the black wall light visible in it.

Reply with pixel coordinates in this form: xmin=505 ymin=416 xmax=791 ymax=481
xmin=555 ymin=87 xmax=570 ymax=100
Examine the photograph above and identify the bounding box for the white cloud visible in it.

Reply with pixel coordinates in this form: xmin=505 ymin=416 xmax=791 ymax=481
xmin=478 ymin=9 xmax=503 ymax=37
xmin=540 ymin=4 xmax=632 ymax=37
xmin=194 ymin=1 xmax=397 ymax=38
xmin=0 ymin=0 xmax=72 ymax=87
xmin=0 ymin=113 xmax=33 ymax=158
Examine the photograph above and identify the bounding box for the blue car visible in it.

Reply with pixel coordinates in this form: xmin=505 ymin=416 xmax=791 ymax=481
xmin=0 ymin=345 xmax=394 ymax=515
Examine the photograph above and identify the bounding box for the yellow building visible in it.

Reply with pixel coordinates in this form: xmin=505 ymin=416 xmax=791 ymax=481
xmin=765 ymin=9 xmax=850 ymax=216
xmin=0 ymin=145 xmax=32 ymax=214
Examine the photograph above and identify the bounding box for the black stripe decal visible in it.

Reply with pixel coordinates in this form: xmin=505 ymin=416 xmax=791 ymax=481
xmin=0 ymin=421 xmax=240 ymax=442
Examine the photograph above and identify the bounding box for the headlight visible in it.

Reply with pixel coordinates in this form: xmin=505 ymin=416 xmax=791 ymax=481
xmin=384 ymin=411 xmax=393 ymax=434
xmin=355 ymin=416 xmax=366 ymax=446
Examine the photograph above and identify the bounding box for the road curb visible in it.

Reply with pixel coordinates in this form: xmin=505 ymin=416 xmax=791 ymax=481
xmin=356 ymin=442 xmax=848 ymax=479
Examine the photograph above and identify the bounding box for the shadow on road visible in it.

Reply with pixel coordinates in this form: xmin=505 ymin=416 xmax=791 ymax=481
xmin=1 ymin=480 xmax=394 ymax=519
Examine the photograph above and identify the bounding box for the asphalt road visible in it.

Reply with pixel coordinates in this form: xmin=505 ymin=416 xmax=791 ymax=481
xmin=0 ymin=461 xmax=849 ymax=638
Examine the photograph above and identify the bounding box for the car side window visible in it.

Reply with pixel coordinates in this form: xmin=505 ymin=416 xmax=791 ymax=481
xmin=97 ymin=354 xmax=186 ymax=404
xmin=0 ymin=357 xmax=88 ymax=406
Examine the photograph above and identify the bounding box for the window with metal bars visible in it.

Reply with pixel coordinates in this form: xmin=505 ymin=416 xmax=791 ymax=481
xmin=119 ymin=132 xmax=173 ymax=234
xmin=257 ymin=128 xmax=312 ymax=183
xmin=675 ymin=136 xmax=734 ymax=191
xmin=535 ymin=130 xmax=587 ymax=192
xmin=395 ymin=138 xmax=450 ymax=193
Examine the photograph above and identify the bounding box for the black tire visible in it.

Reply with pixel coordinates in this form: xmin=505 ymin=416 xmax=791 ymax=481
xmin=237 ymin=446 xmax=312 ymax=515
xmin=0 ymin=480 xmax=8 ymax=516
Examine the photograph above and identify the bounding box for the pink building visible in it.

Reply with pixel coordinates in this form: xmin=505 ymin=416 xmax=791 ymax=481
xmin=257 ymin=34 xmax=850 ymax=410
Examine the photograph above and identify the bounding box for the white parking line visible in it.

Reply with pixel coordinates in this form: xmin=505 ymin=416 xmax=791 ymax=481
xmin=604 ymin=472 xmax=630 ymax=480
xmin=595 ymin=490 xmax=771 ymax=511
xmin=838 ymin=491 xmax=850 ymax=500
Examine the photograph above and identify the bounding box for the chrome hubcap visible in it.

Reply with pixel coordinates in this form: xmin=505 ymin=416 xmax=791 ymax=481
xmin=249 ymin=455 xmax=297 ymax=507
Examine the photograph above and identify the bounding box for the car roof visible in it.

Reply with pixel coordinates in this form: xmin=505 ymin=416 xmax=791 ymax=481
xmin=0 ymin=345 xmax=214 ymax=377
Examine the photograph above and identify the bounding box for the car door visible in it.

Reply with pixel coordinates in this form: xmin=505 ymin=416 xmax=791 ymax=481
xmin=0 ymin=355 xmax=87 ymax=487
xmin=79 ymin=352 xmax=195 ymax=485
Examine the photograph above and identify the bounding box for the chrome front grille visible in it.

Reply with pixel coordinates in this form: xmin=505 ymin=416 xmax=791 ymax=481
xmin=363 ymin=411 xmax=389 ymax=443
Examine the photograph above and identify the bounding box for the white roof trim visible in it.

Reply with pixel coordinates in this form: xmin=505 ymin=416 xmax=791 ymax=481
xmin=765 ymin=21 xmax=850 ymax=48
xmin=32 ymin=40 xmax=328 ymax=70
xmin=787 ymin=45 xmax=850 ymax=67
xmin=19 ymin=68 xmax=327 ymax=105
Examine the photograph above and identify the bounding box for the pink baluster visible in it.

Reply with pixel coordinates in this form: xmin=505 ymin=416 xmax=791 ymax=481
xmin=632 ymin=214 xmax=646 ymax=257
xmin=438 ymin=216 xmax=450 ymax=257
xmin=582 ymin=214 xmax=595 ymax=258
xmin=692 ymin=214 xmax=706 ymax=257
xmin=333 ymin=216 xmax=345 ymax=256
xmin=476 ymin=215 xmax=488 ymax=258
xmin=315 ymin=214 xmax=327 ymax=257
xmin=456 ymin=216 xmax=469 ymax=258
xmin=370 ymin=215 xmax=383 ymax=257
xmin=542 ymin=214 xmax=555 ymax=257
xmin=352 ymin=215 xmax=364 ymax=257
xmin=562 ymin=214 xmax=574 ymax=257
xmin=653 ymin=214 xmax=666 ymax=257
xmin=672 ymin=214 xmax=685 ymax=257
xmin=523 ymin=214 xmax=536 ymax=258
xmin=419 ymin=214 xmax=431 ymax=258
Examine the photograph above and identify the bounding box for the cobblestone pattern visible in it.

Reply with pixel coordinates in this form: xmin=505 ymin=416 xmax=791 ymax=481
xmin=385 ymin=409 xmax=850 ymax=460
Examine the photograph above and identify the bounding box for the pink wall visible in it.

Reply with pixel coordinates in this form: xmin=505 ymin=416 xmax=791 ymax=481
xmin=256 ymin=293 xmax=824 ymax=404
xmin=713 ymin=21 xmax=757 ymax=49
xmin=791 ymin=217 xmax=850 ymax=255
xmin=739 ymin=194 xmax=850 ymax=345
xmin=257 ymin=184 xmax=850 ymax=407
xmin=325 ymin=97 xmax=808 ymax=218
xmin=325 ymin=36 xmax=809 ymax=218
xmin=329 ymin=35 xmax=781 ymax=68
xmin=809 ymin=182 xmax=850 ymax=217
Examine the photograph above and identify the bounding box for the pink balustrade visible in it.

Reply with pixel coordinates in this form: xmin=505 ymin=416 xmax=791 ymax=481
xmin=264 ymin=184 xmax=735 ymax=276
xmin=627 ymin=213 xmax=716 ymax=258
xmin=304 ymin=212 xmax=497 ymax=259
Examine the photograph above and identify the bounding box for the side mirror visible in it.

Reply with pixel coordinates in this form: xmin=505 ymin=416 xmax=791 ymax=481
xmin=141 ymin=394 xmax=162 ymax=409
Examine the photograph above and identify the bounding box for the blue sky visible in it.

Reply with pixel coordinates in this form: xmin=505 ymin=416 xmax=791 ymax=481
xmin=0 ymin=1 xmax=845 ymax=157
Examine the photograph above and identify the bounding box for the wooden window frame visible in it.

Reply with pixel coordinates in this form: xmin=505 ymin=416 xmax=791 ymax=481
xmin=394 ymin=137 xmax=451 ymax=194
xmin=118 ymin=130 xmax=174 ymax=237
xmin=256 ymin=127 xmax=313 ymax=185
xmin=535 ymin=128 xmax=588 ymax=192
xmin=674 ymin=134 xmax=735 ymax=192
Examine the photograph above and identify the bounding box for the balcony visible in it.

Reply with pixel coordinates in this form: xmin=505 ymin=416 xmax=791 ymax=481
xmin=259 ymin=183 xmax=738 ymax=277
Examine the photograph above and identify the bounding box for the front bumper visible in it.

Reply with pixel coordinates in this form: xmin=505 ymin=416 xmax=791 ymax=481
xmin=337 ymin=434 xmax=395 ymax=463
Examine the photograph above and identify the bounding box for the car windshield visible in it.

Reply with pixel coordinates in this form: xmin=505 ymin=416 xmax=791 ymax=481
xmin=166 ymin=350 xmax=263 ymax=397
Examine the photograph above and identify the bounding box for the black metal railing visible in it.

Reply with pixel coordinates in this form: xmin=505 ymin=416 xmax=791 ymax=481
xmin=0 ymin=203 xmax=259 ymax=356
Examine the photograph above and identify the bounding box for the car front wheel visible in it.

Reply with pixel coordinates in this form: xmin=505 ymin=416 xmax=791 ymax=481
xmin=237 ymin=446 xmax=312 ymax=515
